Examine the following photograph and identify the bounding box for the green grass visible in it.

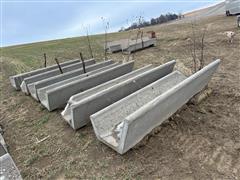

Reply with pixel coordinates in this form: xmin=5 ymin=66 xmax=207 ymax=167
xmin=1 ymin=31 xmax=132 ymax=74
xmin=36 ymin=114 xmax=50 ymax=126
xmin=24 ymin=154 xmax=39 ymax=167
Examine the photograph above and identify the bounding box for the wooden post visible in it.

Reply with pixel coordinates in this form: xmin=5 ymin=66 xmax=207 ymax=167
xmin=43 ymin=53 xmax=47 ymax=67
xmin=80 ymin=53 xmax=86 ymax=73
xmin=54 ymin=58 xmax=63 ymax=74
xmin=141 ymin=31 xmax=144 ymax=48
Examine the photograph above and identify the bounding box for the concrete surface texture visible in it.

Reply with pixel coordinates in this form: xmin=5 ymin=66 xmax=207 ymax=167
xmin=90 ymin=59 xmax=220 ymax=154
xmin=61 ymin=64 xmax=154 ymax=129
xmin=0 ymin=135 xmax=22 ymax=179
xmin=0 ymin=153 xmax=22 ymax=180
xmin=62 ymin=60 xmax=176 ymax=130
xmin=20 ymin=59 xmax=95 ymax=94
xmin=27 ymin=60 xmax=115 ymax=100
xmin=38 ymin=61 xmax=135 ymax=111
xmin=9 ymin=58 xmax=81 ymax=90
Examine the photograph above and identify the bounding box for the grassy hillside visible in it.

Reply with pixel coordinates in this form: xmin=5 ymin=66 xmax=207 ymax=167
xmin=1 ymin=15 xmax=240 ymax=179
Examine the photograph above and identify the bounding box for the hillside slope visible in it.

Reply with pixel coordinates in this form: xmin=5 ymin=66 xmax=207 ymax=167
xmin=1 ymin=15 xmax=240 ymax=179
xmin=185 ymin=2 xmax=225 ymax=17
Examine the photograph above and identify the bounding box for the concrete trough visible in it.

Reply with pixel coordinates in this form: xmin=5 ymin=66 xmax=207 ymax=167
xmin=28 ymin=60 xmax=115 ymax=100
xmin=20 ymin=59 xmax=95 ymax=94
xmin=37 ymin=62 xmax=120 ymax=105
xmin=106 ymin=37 xmax=156 ymax=54
xmin=90 ymin=59 xmax=220 ymax=154
xmin=61 ymin=65 xmax=153 ymax=129
xmin=38 ymin=61 xmax=135 ymax=111
xmin=9 ymin=58 xmax=82 ymax=90
xmin=106 ymin=44 xmax=122 ymax=53
xmin=62 ymin=60 xmax=176 ymax=130
xmin=124 ymin=37 xmax=157 ymax=54
xmin=105 ymin=39 xmax=129 ymax=53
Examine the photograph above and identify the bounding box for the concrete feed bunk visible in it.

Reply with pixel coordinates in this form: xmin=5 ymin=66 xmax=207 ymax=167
xmin=9 ymin=58 xmax=82 ymax=90
xmin=20 ymin=59 xmax=95 ymax=94
xmin=62 ymin=60 xmax=176 ymax=130
xmin=124 ymin=37 xmax=157 ymax=53
xmin=61 ymin=65 xmax=153 ymax=129
xmin=37 ymin=62 xmax=120 ymax=110
xmin=106 ymin=37 xmax=156 ymax=53
xmin=90 ymin=59 xmax=220 ymax=154
xmin=28 ymin=60 xmax=115 ymax=100
xmin=38 ymin=61 xmax=135 ymax=111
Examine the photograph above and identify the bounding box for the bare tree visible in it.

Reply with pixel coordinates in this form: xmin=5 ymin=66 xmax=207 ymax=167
xmin=132 ymin=15 xmax=144 ymax=60
xmin=85 ymin=25 xmax=94 ymax=59
xmin=190 ymin=22 xmax=197 ymax=73
xmin=189 ymin=21 xmax=208 ymax=73
xmin=101 ymin=17 xmax=109 ymax=61
xmin=125 ymin=18 xmax=133 ymax=61
xmin=199 ymin=26 xmax=207 ymax=70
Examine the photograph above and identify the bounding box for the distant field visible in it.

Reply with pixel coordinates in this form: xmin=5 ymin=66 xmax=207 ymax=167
xmin=1 ymin=15 xmax=240 ymax=179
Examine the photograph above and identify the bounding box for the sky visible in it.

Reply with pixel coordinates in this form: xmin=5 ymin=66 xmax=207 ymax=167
xmin=1 ymin=0 xmax=222 ymax=47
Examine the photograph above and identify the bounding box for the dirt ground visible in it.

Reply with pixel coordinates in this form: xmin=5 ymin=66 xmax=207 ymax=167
xmin=0 ymin=15 xmax=240 ymax=179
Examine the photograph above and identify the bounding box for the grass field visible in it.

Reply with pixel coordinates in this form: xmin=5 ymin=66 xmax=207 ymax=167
xmin=1 ymin=15 xmax=240 ymax=179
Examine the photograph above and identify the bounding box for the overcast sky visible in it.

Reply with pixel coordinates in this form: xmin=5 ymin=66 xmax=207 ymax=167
xmin=1 ymin=0 xmax=222 ymax=47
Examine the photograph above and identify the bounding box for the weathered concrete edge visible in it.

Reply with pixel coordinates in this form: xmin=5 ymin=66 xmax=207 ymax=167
xmin=9 ymin=58 xmax=82 ymax=90
xmin=0 ymin=134 xmax=7 ymax=153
